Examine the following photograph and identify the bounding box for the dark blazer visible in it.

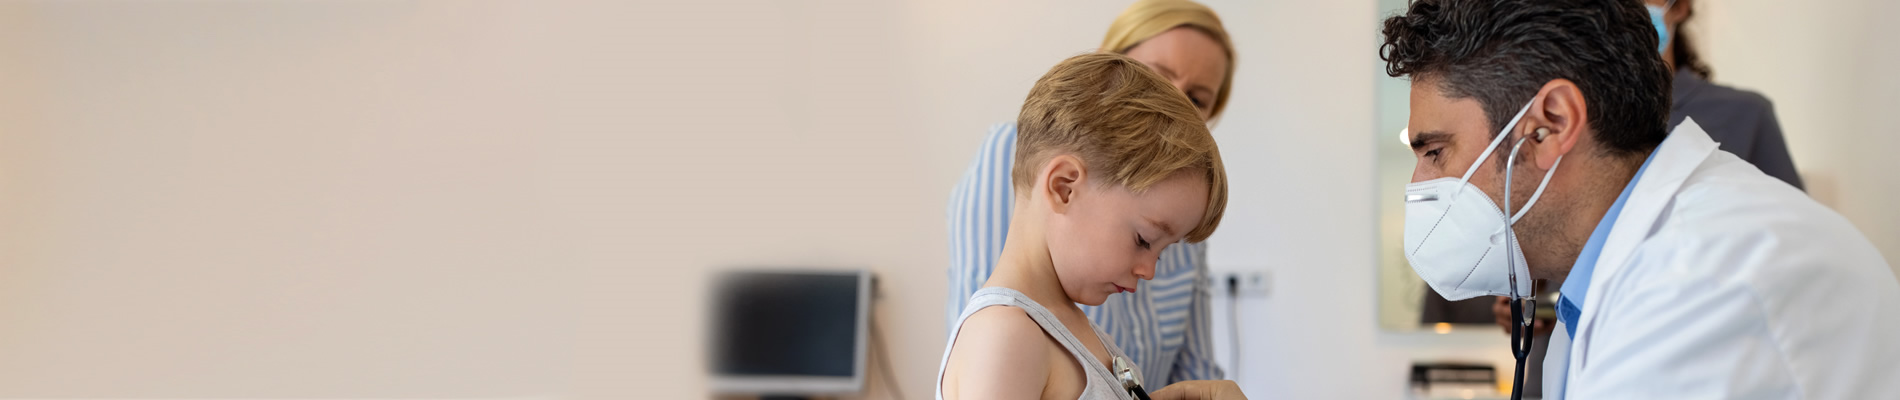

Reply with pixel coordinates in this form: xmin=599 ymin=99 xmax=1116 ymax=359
xmin=1669 ymin=69 xmax=1804 ymax=190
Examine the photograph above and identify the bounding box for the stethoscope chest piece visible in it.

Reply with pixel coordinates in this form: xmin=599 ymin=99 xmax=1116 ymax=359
xmin=1113 ymin=356 xmax=1153 ymax=400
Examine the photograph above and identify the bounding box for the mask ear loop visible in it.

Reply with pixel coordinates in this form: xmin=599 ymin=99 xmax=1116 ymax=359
xmin=1454 ymin=103 xmax=1536 ymax=188
xmin=1507 ymin=127 xmax=1562 ymax=223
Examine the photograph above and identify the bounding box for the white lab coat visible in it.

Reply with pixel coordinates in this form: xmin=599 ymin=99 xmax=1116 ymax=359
xmin=1541 ymin=118 xmax=1900 ymax=399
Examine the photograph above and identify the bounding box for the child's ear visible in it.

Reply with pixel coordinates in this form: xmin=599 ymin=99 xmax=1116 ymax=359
xmin=1042 ymin=155 xmax=1085 ymax=214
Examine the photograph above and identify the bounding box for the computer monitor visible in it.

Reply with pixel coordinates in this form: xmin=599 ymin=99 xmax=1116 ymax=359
xmin=709 ymin=269 xmax=871 ymax=397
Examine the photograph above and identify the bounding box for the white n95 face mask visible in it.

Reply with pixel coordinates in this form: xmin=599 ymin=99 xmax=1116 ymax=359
xmin=1402 ymin=100 xmax=1563 ymax=301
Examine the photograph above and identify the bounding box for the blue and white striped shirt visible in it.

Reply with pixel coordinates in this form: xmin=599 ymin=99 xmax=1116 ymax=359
xmin=946 ymin=122 xmax=1224 ymax=385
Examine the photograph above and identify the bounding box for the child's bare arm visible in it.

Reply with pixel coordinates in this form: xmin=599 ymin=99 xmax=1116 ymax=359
xmin=943 ymin=307 xmax=1053 ymax=400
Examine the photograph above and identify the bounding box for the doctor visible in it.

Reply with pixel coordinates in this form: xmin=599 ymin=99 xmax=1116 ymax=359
xmin=1379 ymin=0 xmax=1900 ymax=399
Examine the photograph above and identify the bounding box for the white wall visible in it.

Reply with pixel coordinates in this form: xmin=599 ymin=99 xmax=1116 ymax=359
xmin=0 ymin=1 xmax=1891 ymax=400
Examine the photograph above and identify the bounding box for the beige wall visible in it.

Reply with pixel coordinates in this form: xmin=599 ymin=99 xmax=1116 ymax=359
xmin=0 ymin=2 xmax=568 ymax=397
xmin=0 ymin=1 xmax=940 ymax=398
xmin=0 ymin=1 xmax=1893 ymax=399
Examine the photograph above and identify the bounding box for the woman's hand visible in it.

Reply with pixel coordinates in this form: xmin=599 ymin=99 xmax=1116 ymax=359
xmin=1150 ymin=380 xmax=1247 ymax=400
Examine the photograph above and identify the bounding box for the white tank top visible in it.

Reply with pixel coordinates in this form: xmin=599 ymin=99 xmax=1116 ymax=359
xmin=935 ymin=287 xmax=1134 ymax=400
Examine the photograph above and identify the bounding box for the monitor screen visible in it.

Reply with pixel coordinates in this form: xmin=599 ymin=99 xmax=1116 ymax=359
xmin=710 ymin=270 xmax=869 ymax=394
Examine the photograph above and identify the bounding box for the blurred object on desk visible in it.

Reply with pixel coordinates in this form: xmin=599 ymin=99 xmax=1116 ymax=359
xmin=1410 ymin=362 xmax=1508 ymax=400
xmin=709 ymin=269 xmax=872 ymax=399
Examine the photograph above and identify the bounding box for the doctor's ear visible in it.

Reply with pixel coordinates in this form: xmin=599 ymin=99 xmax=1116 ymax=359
xmin=1039 ymin=155 xmax=1086 ymax=214
xmin=1527 ymin=79 xmax=1587 ymax=170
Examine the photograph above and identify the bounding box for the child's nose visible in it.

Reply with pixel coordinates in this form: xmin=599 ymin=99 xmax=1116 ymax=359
xmin=1134 ymin=258 xmax=1156 ymax=280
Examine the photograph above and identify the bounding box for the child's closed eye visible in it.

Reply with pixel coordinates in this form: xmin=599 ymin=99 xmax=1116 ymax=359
xmin=1136 ymin=234 xmax=1152 ymax=250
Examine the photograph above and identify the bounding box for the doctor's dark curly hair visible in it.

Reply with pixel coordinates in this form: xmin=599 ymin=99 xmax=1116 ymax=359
xmin=1380 ymin=0 xmax=1672 ymax=157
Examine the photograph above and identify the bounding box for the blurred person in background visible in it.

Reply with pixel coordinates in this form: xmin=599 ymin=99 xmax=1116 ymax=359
xmin=1648 ymin=0 xmax=1802 ymax=188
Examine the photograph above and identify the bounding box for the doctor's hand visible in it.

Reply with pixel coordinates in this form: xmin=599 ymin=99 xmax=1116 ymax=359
xmin=1492 ymin=296 xmax=1555 ymax=335
xmin=1151 ymin=380 xmax=1247 ymax=400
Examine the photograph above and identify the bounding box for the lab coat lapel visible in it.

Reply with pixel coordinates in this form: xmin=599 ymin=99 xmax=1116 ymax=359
xmin=1564 ymin=118 xmax=1720 ymax=382
xmin=1543 ymin=320 xmax=1572 ymax=400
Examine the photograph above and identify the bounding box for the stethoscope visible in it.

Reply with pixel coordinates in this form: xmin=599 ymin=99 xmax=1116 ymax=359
xmin=1502 ymin=131 xmax=1546 ymax=400
xmin=1113 ymin=356 xmax=1154 ymax=400
xmin=1508 ymin=297 xmax=1536 ymax=400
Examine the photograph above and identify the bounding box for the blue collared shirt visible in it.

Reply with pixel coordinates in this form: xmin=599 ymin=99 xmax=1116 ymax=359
xmin=1557 ymin=151 xmax=1658 ymax=337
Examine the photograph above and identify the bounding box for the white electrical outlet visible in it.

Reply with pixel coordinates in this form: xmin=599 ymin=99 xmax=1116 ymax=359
xmin=1219 ymin=270 xmax=1270 ymax=298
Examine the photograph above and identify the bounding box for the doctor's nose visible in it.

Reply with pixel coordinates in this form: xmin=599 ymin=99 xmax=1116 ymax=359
xmin=1410 ymin=164 xmax=1437 ymax=184
xmin=1400 ymin=127 xmax=1438 ymax=184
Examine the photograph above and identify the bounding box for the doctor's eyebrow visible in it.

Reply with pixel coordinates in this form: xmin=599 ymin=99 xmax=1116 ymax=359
xmin=1409 ymin=131 xmax=1453 ymax=151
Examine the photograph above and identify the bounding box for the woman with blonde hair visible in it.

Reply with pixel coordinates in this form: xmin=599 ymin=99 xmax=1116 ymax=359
xmin=945 ymin=0 xmax=1243 ymax=398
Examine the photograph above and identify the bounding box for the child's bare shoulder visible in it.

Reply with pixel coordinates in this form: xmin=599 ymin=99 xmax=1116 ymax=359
xmin=956 ymin=306 xmax=1051 ymax=349
xmin=944 ymin=306 xmax=1057 ymax=399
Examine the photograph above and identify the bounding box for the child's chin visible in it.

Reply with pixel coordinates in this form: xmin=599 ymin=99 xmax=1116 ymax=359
xmin=1076 ymin=293 xmax=1112 ymax=306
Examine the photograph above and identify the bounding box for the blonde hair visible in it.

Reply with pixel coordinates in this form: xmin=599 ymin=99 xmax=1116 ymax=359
xmin=1100 ymin=0 xmax=1236 ymax=119
xmin=1013 ymin=52 xmax=1228 ymax=242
